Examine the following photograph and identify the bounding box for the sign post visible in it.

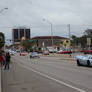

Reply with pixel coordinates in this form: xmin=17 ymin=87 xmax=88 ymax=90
xmin=87 ymin=38 xmax=91 ymax=54
xmin=87 ymin=38 xmax=91 ymax=46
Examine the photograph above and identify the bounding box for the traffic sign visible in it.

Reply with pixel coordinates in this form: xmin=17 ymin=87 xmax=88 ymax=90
xmin=87 ymin=38 xmax=91 ymax=46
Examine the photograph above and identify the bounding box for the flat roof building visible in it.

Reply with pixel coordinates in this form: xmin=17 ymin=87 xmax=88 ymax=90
xmin=12 ymin=26 xmax=30 ymax=44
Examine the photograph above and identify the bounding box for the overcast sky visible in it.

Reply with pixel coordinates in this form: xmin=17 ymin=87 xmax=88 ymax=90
xmin=0 ymin=0 xmax=92 ymax=41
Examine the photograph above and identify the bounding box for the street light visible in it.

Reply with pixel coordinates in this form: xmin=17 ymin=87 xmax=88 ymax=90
xmin=43 ymin=18 xmax=54 ymax=47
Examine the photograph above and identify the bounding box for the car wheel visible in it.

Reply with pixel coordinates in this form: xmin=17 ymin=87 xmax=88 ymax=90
xmin=77 ymin=60 xmax=81 ymax=66
xmin=38 ymin=56 xmax=40 ymax=58
xmin=30 ymin=56 xmax=32 ymax=59
xmin=87 ymin=60 xmax=91 ymax=67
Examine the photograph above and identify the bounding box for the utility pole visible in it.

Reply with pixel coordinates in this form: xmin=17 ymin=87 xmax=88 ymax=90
xmin=68 ymin=24 xmax=71 ymax=41
xmin=50 ymin=22 xmax=54 ymax=47
xmin=68 ymin=24 xmax=71 ymax=56
xmin=43 ymin=19 xmax=54 ymax=47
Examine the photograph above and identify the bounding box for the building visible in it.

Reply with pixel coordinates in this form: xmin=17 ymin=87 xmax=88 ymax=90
xmin=32 ymin=36 xmax=68 ymax=48
xmin=12 ymin=26 xmax=30 ymax=44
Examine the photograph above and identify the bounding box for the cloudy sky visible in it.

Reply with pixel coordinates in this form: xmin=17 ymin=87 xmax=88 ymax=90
xmin=0 ymin=0 xmax=92 ymax=41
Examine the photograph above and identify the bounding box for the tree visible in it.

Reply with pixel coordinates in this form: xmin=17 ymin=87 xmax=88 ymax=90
xmin=78 ymin=35 xmax=87 ymax=48
xmin=20 ymin=40 xmax=34 ymax=52
xmin=0 ymin=32 xmax=5 ymax=50
xmin=71 ymin=29 xmax=92 ymax=48
xmin=60 ymin=41 xmax=63 ymax=46
xmin=84 ymin=29 xmax=92 ymax=37
xmin=71 ymin=35 xmax=87 ymax=48
xmin=71 ymin=35 xmax=78 ymax=47
xmin=84 ymin=29 xmax=92 ymax=47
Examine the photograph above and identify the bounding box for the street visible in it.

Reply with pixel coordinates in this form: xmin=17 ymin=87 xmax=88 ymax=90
xmin=1 ymin=54 xmax=92 ymax=92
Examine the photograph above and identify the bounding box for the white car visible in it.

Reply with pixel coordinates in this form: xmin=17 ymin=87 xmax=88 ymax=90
xmin=76 ymin=55 xmax=92 ymax=67
xmin=43 ymin=50 xmax=49 ymax=55
xmin=30 ymin=52 xmax=40 ymax=58
xmin=8 ymin=50 xmax=16 ymax=55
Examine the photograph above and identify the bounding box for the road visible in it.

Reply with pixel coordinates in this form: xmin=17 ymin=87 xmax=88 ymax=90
xmin=1 ymin=54 xmax=92 ymax=92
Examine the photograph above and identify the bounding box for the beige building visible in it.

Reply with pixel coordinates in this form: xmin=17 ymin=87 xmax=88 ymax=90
xmin=32 ymin=36 xmax=68 ymax=48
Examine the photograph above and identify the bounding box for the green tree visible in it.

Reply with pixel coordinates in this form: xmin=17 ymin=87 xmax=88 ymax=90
xmin=84 ymin=29 xmax=92 ymax=47
xmin=78 ymin=35 xmax=87 ymax=48
xmin=20 ymin=40 xmax=34 ymax=52
xmin=84 ymin=29 xmax=92 ymax=37
xmin=60 ymin=41 xmax=63 ymax=46
xmin=71 ymin=35 xmax=77 ymax=47
xmin=71 ymin=35 xmax=87 ymax=48
xmin=0 ymin=32 xmax=5 ymax=50
xmin=71 ymin=29 xmax=92 ymax=48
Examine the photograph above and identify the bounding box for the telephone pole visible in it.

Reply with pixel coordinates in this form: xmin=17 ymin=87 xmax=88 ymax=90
xmin=68 ymin=24 xmax=71 ymax=41
xmin=68 ymin=24 xmax=71 ymax=56
xmin=43 ymin=19 xmax=54 ymax=47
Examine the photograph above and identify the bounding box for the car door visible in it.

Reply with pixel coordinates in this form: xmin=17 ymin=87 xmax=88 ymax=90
xmin=82 ymin=57 xmax=88 ymax=65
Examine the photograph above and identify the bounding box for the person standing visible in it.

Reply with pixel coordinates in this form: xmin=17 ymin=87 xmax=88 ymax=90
xmin=4 ymin=52 xmax=11 ymax=70
xmin=0 ymin=54 xmax=5 ymax=67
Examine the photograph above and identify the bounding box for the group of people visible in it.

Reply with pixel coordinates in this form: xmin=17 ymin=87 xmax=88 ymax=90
xmin=0 ymin=52 xmax=11 ymax=70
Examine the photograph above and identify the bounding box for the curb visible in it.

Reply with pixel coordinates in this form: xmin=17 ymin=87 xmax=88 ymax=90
xmin=42 ymin=55 xmax=76 ymax=61
xmin=59 ymin=58 xmax=76 ymax=61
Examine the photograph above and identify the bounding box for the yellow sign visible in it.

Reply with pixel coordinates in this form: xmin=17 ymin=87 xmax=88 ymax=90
xmin=78 ymin=48 xmax=81 ymax=52
xmin=53 ymin=45 xmax=56 ymax=49
xmin=63 ymin=40 xmax=71 ymax=48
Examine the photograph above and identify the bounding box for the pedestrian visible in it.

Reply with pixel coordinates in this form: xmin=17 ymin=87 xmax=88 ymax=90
xmin=0 ymin=54 xmax=5 ymax=67
xmin=4 ymin=52 xmax=11 ymax=70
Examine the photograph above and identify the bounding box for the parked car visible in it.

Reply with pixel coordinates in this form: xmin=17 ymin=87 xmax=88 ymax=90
xmin=76 ymin=55 xmax=92 ymax=67
xmin=16 ymin=50 xmax=20 ymax=53
xmin=20 ymin=52 xmax=28 ymax=56
xmin=43 ymin=50 xmax=49 ymax=55
xmin=47 ymin=47 xmax=56 ymax=53
xmin=84 ymin=50 xmax=92 ymax=54
xmin=30 ymin=52 xmax=40 ymax=58
xmin=8 ymin=50 xmax=16 ymax=55
xmin=57 ymin=50 xmax=72 ymax=54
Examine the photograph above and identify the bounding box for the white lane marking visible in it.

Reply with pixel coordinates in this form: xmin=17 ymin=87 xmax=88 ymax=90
xmin=17 ymin=61 xmax=86 ymax=92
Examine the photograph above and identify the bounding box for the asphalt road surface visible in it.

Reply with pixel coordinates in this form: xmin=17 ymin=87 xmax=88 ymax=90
xmin=2 ymin=54 xmax=92 ymax=92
